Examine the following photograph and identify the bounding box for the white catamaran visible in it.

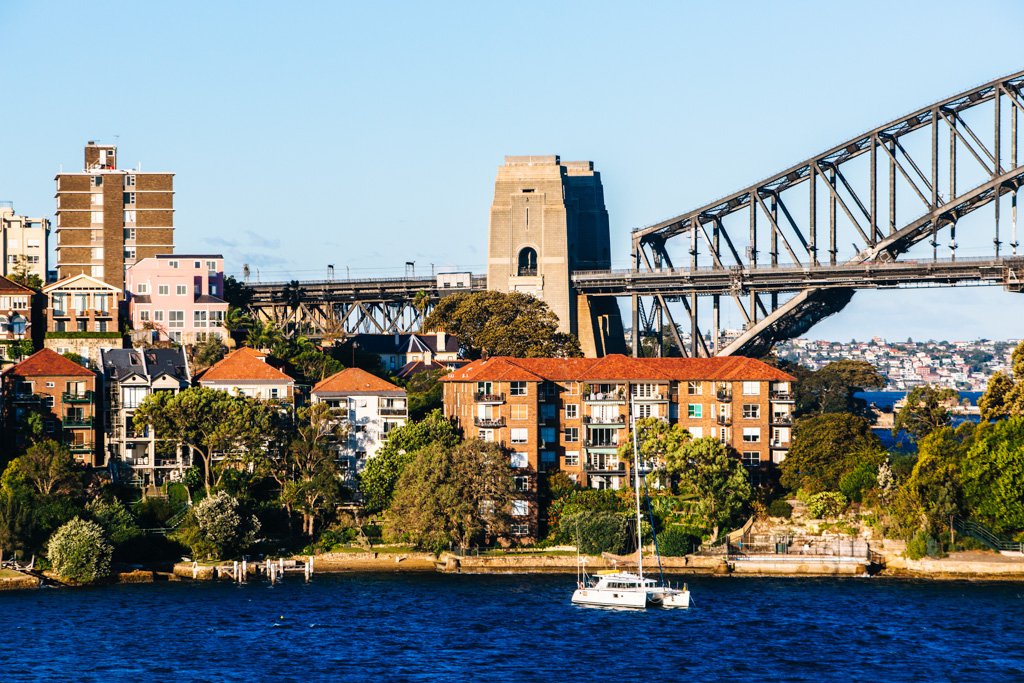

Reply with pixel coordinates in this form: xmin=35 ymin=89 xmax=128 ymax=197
xmin=572 ymin=403 xmax=691 ymax=610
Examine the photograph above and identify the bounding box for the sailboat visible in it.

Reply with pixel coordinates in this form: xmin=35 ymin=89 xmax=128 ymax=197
xmin=571 ymin=401 xmax=691 ymax=609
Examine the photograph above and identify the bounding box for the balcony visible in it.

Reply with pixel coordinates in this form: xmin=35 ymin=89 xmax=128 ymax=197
xmin=473 ymin=416 xmax=506 ymax=428
xmin=716 ymin=388 xmax=733 ymax=402
xmin=583 ymin=391 xmax=626 ymax=404
xmin=68 ymin=443 xmax=94 ymax=454
xmin=583 ymin=414 xmax=626 ymax=426
xmin=12 ymin=393 xmax=41 ymax=404
xmin=474 ymin=392 xmax=505 ymax=404
xmin=379 ymin=407 xmax=408 ymax=417
xmin=631 ymin=392 xmax=668 ymax=403
xmin=62 ymin=390 xmax=94 ymax=404
xmin=584 ymin=440 xmax=619 ymax=451
xmin=771 ymin=413 xmax=793 ymax=426
xmin=770 ymin=440 xmax=790 ymax=449
xmin=716 ymin=414 xmax=732 ymax=426
xmin=585 ymin=458 xmax=625 ymax=473
xmin=770 ymin=391 xmax=794 ymax=402
xmin=62 ymin=416 xmax=94 ymax=428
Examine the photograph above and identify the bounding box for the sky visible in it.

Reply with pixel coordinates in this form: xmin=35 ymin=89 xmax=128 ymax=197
xmin=1 ymin=0 xmax=1022 ymax=342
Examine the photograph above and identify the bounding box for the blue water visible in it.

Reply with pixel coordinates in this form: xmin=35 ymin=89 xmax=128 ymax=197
xmin=855 ymin=390 xmax=984 ymax=410
xmin=4 ymin=574 xmax=1024 ymax=681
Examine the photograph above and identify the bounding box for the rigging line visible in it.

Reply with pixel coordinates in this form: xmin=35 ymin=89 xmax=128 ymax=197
xmin=641 ymin=473 xmax=667 ymax=587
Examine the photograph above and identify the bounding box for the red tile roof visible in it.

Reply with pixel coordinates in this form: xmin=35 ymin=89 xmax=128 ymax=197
xmin=0 ymin=276 xmax=34 ymax=294
xmin=197 ymin=347 xmax=294 ymax=383
xmin=441 ymin=354 xmax=795 ymax=383
xmin=311 ymin=367 xmax=403 ymax=395
xmin=6 ymin=348 xmax=96 ymax=377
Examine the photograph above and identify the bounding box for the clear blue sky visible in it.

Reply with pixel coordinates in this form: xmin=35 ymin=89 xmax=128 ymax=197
xmin=1 ymin=0 xmax=1021 ymax=341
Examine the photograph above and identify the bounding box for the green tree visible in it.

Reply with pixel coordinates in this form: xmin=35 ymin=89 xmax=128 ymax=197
xmin=223 ymin=275 xmax=254 ymax=309
xmin=780 ymin=413 xmax=885 ymax=493
xmin=387 ymin=440 xmax=514 ymax=551
xmin=959 ymin=418 xmax=1024 ymax=534
xmin=892 ymin=385 xmax=960 ymax=441
xmin=193 ymin=334 xmax=227 ymax=370
xmin=667 ymin=437 xmax=751 ymax=542
xmin=617 ymin=417 xmax=692 ymax=489
xmin=892 ymin=424 xmax=974 ymax=539
xmin=133 ymin=387 xmax=282 ymax=493
xmin=47 ymin=518 xmax=113 ymax=584
xmin=8 ymin=258 xmax=43 ymax=290
xmin=275 ymin=403 xmax=347 ymax=537
xmin=222 ymin=307 xmax=253 ymax=346
xmin=979 ymin=371 xmax=1015 ymax=420
xmin=277 ymin=336 xmax=345 ymax=384
xmin=175 ymin=491 xmax=260 ymax=560
xmin=86 ymin=498 xmax=142 ymax=546
xmin=422 ymin=290 xmax=582 ymax=358
xmin=403 ymin=368 xmax=446 ymax=421
xmin=18 ymin=440 xmax=81 ymax=498
xmin=798 ymin=359 xmax=886 ymax=416
xmin=359 ymin=409 xmax=461 ymax=513
xmin=246 ymin=319 xmax=285 ymax=351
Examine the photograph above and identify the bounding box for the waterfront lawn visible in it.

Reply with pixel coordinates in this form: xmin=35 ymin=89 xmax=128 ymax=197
xmin=0 ymin=568 xmax=26 ymax=579
xmin=324 ymin=545 xmax=418 ymax=554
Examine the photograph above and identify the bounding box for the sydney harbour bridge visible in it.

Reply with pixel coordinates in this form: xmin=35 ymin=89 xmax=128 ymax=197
xmin=248 ymin=70 xmax=1024 ymax=358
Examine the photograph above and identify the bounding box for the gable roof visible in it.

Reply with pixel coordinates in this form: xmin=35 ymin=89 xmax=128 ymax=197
xmin=0 ymin=275 xmax=34 ymax=295
xmin=43 ymin=273 xmax=120 ymax=293
xmin=196 ymin=347 xmax=294 ymax=383
xmin=7 ymin=348 xmax=96 ymax=377
xmin=442 ymin=354 xmax=795 ymax=383
xmin=311 ymin=367 xmax=404 ymax=395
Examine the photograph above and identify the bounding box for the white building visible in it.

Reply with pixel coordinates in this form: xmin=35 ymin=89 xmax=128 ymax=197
xmin=0 ymin=203 xmax=49 ymax=284
xmin=196 ymin=347 xmax=295 ymax=403
xmin=310 ymin=367 xmax=407 ymax=475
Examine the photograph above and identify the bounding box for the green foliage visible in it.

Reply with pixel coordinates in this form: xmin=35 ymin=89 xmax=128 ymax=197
xmin=797 ymin=359 xmax=886 ymax=416
xmin=304 ymin=526 xmax=358 ymax=554
xmin=402 ymin=369 xmax=445 ymax=421
xmin=386 ymin=440 xmax=514 ymax=552
xmin=8 ymin=259 xmax=43 ymax=290
xmin=274 ymin=403 xmax=346 ymax=537
xmin=657 ymin=527 xmax=698 ymax=557
xmin=86 ymin=498 xmax=142 ymax=546
xmin=47 ymin=517 xmax=112 ymax=584
xmin=193 ymin=334 xmax=227 ymax=369
xmin=175 ymin=492 xmax=260 ymax=560
xmin=272 ymin=336 xmax=345 ymax=384
xmin=360 ymin=410 xmax=461 ymax=514
xmin=547 ymin=488 xmax=629 ymax=541
xmin=767 ymin=499 xmax=793 ymax=518
xmin=223 ymin=276 xmax=254 ymax=309
xmin=421 ymin=290 xmax=582 ymax=359
xmin=560 ymin=511 xmax=631 ymax=555
xmin=978 ymin=342 xmax=1024 ymax=420
xmin=839 ymin=462 xmax=878 ymax=503
xmin=666 ymin=437 xmax=751 ymax=542
xmin=781 ymin=413 xmax=885 ymax=493
xmin=0 ymin=339 xmax=35 ymax=362
xmin=893 ymin=385 xmax=959 ymax=442
xmin=905 ymin=530 xmax=941 ymax=560
xmin=806 ymin=491 xmax=848 ymax=519
xmin=959 ymin=417 xmax=1024 ymax=534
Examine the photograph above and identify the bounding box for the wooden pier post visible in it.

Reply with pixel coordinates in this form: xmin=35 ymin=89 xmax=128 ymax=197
xmin=192 ymin=561 xmax=198 ymax=580
xmin=242 ymin=559 xmax=247 ymax=582
xmin=304 ymin=557 xmax=311 ymax=582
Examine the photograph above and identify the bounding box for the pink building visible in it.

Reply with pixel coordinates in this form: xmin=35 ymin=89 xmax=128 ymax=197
xmin=126 ymin=254 xmax=228 ymax=345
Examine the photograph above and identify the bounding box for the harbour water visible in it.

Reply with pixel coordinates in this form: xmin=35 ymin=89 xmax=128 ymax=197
xmin=4 ymin=574 xmax=1023 ymax=681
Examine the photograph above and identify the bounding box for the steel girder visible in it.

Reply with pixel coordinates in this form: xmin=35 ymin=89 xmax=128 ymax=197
xmin=631 ymin=69 xmax=1024 ymax=358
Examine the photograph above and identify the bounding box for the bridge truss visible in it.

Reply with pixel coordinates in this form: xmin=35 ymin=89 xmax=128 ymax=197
xmin=630 ymin=69 xmax=1024 ymax=357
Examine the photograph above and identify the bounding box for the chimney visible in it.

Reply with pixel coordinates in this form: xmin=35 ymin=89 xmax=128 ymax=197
xmin=436 ymin=330 xmax=446 ymax=352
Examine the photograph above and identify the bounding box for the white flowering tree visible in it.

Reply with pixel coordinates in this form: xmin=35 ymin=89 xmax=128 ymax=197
xmin=47 ymin=518 xmax=113 ymax=584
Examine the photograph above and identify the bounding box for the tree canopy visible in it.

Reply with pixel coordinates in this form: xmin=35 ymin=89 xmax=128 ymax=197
xmin=892 ymin=385 xmax=960 ymax=442
xmin=666 ymin=437 xmax=751 ymax=542
xmin=421 ymin=290 xmax=582 ymax=358
xmin=780 ymin=413 xmax=886 ymax=493
xmin=796 ymin=359 xmax=886 ymax=416
xmin=978 ymin=340 xmax=1024 ymax=420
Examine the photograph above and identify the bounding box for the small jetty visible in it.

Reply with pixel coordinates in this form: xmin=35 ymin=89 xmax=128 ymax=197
xmin=178 ymin=557 xmax=315 ymax=584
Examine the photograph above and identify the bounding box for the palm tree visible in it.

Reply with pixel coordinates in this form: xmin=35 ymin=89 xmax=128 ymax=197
xmin=246 ymin=320 xmax=284 ymax=351
xmin=222 ymin=307 xmax=253 ymax=348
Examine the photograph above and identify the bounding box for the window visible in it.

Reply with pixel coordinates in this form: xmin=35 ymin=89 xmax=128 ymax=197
xmin=136 ymin=283 xmax=149 ymax=294
xmin=168 ymin=311 xmax=184 ymax=328
xmin=206 ymin=260 xmax=217 ymax=271
xmin=124 ymin=247 xmax=136 ymax=260
xmin=510 ymin=381 xmax=527 ymax=397
xmin=635 ymin=403 xmax=653 ymax=418
xmin=91 ymin=210 xmax=103 ymax=223
xmin=92 ymin=175 xmax=103 ymax=186
xmin=687 ymin=404 xmax=702 ymax=419
xmin=742 ymin=452 xmax=761 ymax=467
xmin=742 ymin=381 xmax=760 ymax=395
xmin=514 ymin=476 xmax=530 ymax=492
xmin=510 ymin=428 xmax=528 ymax=444
xmin=154 ymin=311 xmax=164 ymax=322
xmin=139 ymin=311 xmax=150 ymax=322
xmin=125 ymin=174 xmax=136 ymax=187
xmin=633 ymin=383 xmax=657 ymax=398
xmin=517 ymin=247 xmax=537 ymax=276
xmin=123 ymin=192 xmax=136 ymax=204
xmin=97 ymin=320 xmax=108 ymax=332
xmin=720 ymin=428 xmax=729 ymax=444
xmin=194 ymin=311 xmax=207 ymax=328
xmin=742 ymin=427 xmax=761 ymax=443
xmin=478 ymin=429 xmax=494 ymax=442
xmin=511 ymin=500 xmax=529 ymax=517
xmin=688 ymin=427 xmax=704 ymax=439
xmin=77 ymin=320 xmax=88 ymax=332
xmin=511 ymin=404 xmax=528 ymax=421
xmin=122 ymin=386 xmax=148 ymax=409
xmin=210 ymin=310 xmax=224 ymax=325
xmin=176 ymin=285 xmax=187 ymax=296
xmin=194 ymin=261 xmax=202 ymax=269
xmin=510 ymin=524 xmax=530 ymax=536
xmin=742 ymin=404 xmax=760 ymax=419
xmin=565 ymin=404 xmax=578 ymax=419
xmin=563 ymin=427 xmax=579 ymax=442
xmin=541 ymin=427 xmax=556 ymax=444
xmin=158 ymin=285 xmax=169 ymax=296
xmin=687 ymin=381 xmax=702 ymax=395
xmin=168 ymin=260 xmax=179 ymax=269
xmin=124 ymin=228 xmax=136 ymax=241
xmin=564 ymin=451 xmax=579 ymax=467
xmin=510 ymin=452 xmax=528 ymax=468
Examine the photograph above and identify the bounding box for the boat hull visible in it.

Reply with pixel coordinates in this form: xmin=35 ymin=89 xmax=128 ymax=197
xmin=658 ymin=589 xmax=691 ymax=609
xmin=572 ymin=588 xmax=654 ymax=609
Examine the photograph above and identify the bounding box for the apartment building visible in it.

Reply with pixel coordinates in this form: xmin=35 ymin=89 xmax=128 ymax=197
xmin=0 ymin=275 xmax=41 ymax=364
xmin=126 ymin=254 xmax=228 ymax=344
xmin=101 ymin=347 xmax=191 ymax=485
xmin=2 ymin=349 xmax=100 ymax=465
xmin=196 ymin=347 xmax=295 ymax=403
xmin=310 ymin=367 xmax=408 ymax=476
xmin=42 ymin=274 xmax=123 ymax=368
xmin=54 ymin=142 xmax=174 ymax=291
xmin=0 ymin=203 xmax=49 ymax=284
xmin=441 ymin=354 xmax=796 ymax=539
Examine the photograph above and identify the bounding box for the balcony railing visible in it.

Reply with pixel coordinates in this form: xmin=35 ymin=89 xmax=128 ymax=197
xmin=770 ymin=391 xmax=794 ymax=401
xmin=379 ymin=407 xmax=408 ymax=416
xmin=68 ymin=443 xmax=94 ymax=453
xmin=474 ymin=392 xmax=505 ymax=403
xmin=62 ymin=390 xmax=94 ymax=404
xmin=12 ymin=393 xmax=41 ymax=404
xmin=771 ymin=413 xmax=793 ymax=425
xmin=473 ymin=416 xmax=506 ymax=428
xmin=631 ymin=392 xmax=668 ymax=402
xmin=585 ymin=460 xmax=625 ymax=473
xmin=716 ymin=414 xmax=732 ymax=426
xmin=583 ymin=414 xmax=626 ymax=426
xmin=583 ymin=392 xmax=626 ymax=403
xmin=62 ymin=416 xmax=93 ymax=428
xmin=584 ymin=440 xmax=619 ymax=450
xmin=716 ymin=388 xmax=733 ymax=401
xmin=770 ymin=440 xmax=789 ymax=449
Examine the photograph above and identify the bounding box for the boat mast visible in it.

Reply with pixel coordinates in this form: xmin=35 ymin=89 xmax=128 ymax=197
xmin=631 ymin=393 xmax=644 ymax=581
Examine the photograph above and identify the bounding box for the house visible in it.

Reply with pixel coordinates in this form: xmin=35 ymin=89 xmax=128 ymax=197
xmin=340 ymin=332 xmax=463 ymax=374
xmin=0 ymin=275 xmax=42 ymax=365
xmin=101 ymin=347 xmax=191 ymax=486
xmin=2 ymin=348 xmax=100 ymax=465
xmin=441 ymin=354 xmax=796 ymax=540
xmin=126 ymin=254 xmax=228 ymax=345
xmin=42 ymin=274 xmax=123 ymax=368
xmin=196 ymin=347 xmax=295 ymax=404
xmin=310 ymin=367 xmax=407 ymax=477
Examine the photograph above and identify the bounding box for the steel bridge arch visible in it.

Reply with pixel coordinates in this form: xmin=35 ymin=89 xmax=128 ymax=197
xmin=632 ymin=69 xmax=1024 ymax=357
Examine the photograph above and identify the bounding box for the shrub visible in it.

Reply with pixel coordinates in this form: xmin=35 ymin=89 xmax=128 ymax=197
xmin=839 ymin=463 xmax=877 ymax=503
xmin=562 ymin=511 xmax=630 ymax=555
xmin=86 ymin=498 xmax=142 ymax=546
xmin=47 ymin=518 xmax=113 ymax=584
xmin=176 ymin=492 xmax=260 ymax=560
xmin=658 ymin=528 xmax=697 ymax=557
xmin=906 ymin=530 xmax=942 ymax=560
xmin=806 ymin=491 xmax=847 ymax=519
xmin=767 ymin=499 xmax=793 ymax=519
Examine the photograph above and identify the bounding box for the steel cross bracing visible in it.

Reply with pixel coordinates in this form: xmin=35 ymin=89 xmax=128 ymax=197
xmin=631 ymin=70 xmax=1024 ymax=358
xmin=247 ymin=275 xmax=487 ymax=338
